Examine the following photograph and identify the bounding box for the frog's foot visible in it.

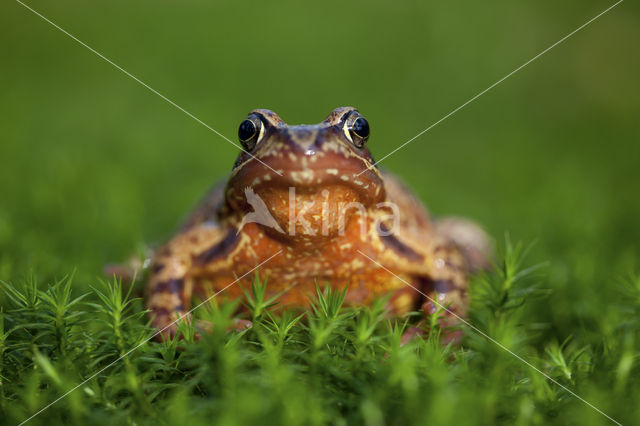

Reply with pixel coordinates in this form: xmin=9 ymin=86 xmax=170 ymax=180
xmin=400 ymin=308 xmax=465 ymax=347
xmin=401 ymin=243 xmax=470 ymax=347
xmin=103 ymin=255 xmax=148 ymax=282
xmin=420 ymin=300 xmax=466 ymax=346
xmin=231 ymin=318 xmax=253 ymax=331
xmin=416 ymin=275 xmax=469 ymax=345
xmin=149 ymin=315 xmax=253 ymax=341
xmin=434 ymin=217 xmax=493 ymax=272
xmin=193 ymin=318 xmax=253 ymax=337
xmin=151 ymin=309 xmax=190 ymax=341
xmin=401 ymin=323 xmax=425 ymax=345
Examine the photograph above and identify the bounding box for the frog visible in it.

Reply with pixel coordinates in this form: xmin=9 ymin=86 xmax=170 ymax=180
xmin=146 ymin=107 xmax=491 ymax=341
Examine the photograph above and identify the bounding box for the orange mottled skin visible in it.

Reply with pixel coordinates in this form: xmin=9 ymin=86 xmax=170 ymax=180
xmin=146 ymin=107 xmax=491 ymax=339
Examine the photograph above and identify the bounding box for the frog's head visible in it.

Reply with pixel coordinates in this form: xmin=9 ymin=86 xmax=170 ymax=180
xmin=225 ymin=107 xmax=386 ymax=239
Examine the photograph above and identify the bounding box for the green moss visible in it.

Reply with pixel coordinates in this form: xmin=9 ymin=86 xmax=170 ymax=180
xmin=0 ymin=242 xmax=638 ymax=425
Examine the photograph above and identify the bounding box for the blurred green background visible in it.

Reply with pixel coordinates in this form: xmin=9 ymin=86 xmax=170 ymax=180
xmin=1 ymin=0 xmax=639 ymax=356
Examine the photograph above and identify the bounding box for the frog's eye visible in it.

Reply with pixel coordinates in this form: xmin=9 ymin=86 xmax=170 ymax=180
xmin=343 ymin=113 xmax=370 ymax=148
xmin=238 ymin=115 xmax=265 ymax=151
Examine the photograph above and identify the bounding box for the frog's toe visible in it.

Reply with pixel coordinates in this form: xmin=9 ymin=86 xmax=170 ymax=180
xmin=192 ymin=318 xmax=252 ymax=339
xmin=151 ymin=310 xmax=189 ymax=341
xmin=194 ymin=319 xmax=213 ymax=336
xmin=103 ymin=254 xmax=150 ymax=282
xmin=400 ymin=323 xmax=425 ymax=345
xmin=421 ymin=300 xmax=466 ymax=345
xmin=399 ymin=322 xmax=464 ymax=347
xmin=103 ymin=262 xmax=140 ymax=282
xmin=231 ymin=318 xmax=253 ymax=331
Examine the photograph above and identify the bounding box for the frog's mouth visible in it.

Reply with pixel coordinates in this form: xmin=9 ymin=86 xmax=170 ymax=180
xmin=225 ymin=152 xmax=386 ymax=238
xmin=226 ymin=151 xmax=385 ymax=209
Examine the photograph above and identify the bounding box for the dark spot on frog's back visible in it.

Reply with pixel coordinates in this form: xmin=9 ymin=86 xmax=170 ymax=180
xmin=195 ymin=228 xmax=240 ymax=265
xmin=378 ymin=223 xmax=423 ymax=261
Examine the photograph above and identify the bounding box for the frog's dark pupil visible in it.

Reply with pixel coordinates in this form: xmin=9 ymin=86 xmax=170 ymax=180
xmin=352 ymin=117 xmax=369 ymax=139
xmin=238 ymin=119 xmax=256 ymax=142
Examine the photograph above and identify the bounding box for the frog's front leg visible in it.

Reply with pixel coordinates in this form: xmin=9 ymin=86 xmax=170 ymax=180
xmin=146 ymin=223 xmax=236 ymax=340
xmin=147 ymin=249 xmax=194 ymax=339
xmin=404 ymin=244 xmax=471 ymax=345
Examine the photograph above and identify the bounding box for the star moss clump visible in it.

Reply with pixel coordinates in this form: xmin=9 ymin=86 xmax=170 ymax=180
xmin=0 ymin=239 xmax=638 ymax=425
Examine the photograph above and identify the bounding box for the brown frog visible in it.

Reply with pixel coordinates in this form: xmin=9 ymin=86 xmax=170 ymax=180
xmin=146 ymin=107 xmax=491 ymax=340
